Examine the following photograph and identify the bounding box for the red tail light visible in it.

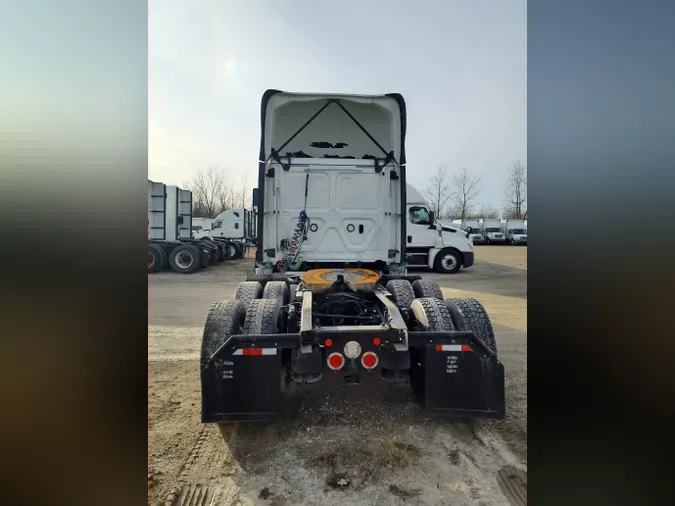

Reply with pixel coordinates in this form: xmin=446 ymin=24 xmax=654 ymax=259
xmin=361 ymin=352 xmax=378 ymax=370
xmin=327 ymin=352 xmax=345 ymax=370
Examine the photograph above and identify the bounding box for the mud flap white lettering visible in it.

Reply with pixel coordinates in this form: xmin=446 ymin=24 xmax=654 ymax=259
xmin=446 ymin=355 xmax=459 ymax=374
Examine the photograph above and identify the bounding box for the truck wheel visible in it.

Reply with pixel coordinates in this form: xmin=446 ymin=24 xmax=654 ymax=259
xmin=410 ymin=297 xmax=455 ymax=331
xmin=216 ymin=245 xmax=226 ymax=262
xmin=244 ymin=299 xmax=281 ymax=334
xmin=148 ymin=244 xmax=166 ymax=273
xmin=225 ymin=241 xmax=243 ymax=260
xmin=443 ymin=299 xmax=467 ymax=331
xmin=412 ymin=279 xmax=444 ymax=299
xmin=234 ymin=281 xmax=263 ymax=303
xmin=169 ymin=244 xmax=201 ymax=274
xmin=433 ymin=249 xmax=462 ymax=274
xmin=201 ymin=299 xmax=246 ymax=366
xmin=386 ymin=280 xmax=415 ymax=309
xmin=448 ymin=298 xmax=498 ymax=356
xmin=262 ymin=281 xmax=290 ymax=306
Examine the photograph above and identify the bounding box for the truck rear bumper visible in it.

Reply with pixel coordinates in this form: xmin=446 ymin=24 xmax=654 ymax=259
xmin=201 ymin=329 xmax=505 ymax=423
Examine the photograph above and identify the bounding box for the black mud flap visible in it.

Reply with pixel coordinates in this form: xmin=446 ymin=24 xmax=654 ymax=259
xmin=411 ymin=343 xmax=505 ymax=419
xmin=201 ymin=348 xmax=282 ymax=423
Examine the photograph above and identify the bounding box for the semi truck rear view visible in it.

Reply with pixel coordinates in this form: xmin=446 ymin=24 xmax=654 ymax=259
xmin=200 ymin=90 xmax=505 ymax=422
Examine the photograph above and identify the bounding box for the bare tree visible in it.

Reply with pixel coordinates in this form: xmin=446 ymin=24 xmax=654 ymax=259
xmin=468 ymin=205 xmax=499 ymax=219
xmin=449 ymin=169 xmax=481 ymax=222
xmin=184 ymin=167 xmax=230 ymax=218
xmin=503 ymin=160 xmax=527 ymax=219
xmin=422 ymin=165 xmax=452 ymax=218
xmin=238 ymin=174 xmax=251 ymax=209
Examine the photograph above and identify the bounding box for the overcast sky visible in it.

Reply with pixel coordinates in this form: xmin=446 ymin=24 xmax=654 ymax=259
xmin=149 ymin=0 xmax=526 ymax=210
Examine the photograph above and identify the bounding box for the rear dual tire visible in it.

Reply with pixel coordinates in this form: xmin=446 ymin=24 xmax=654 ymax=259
xmin=169 ymin=244 xmax=202 ymax=274
xmin=148 ymin=244 xmax=166 ymax=273
xmin=445 ymin=298 xmax=498 ymax=356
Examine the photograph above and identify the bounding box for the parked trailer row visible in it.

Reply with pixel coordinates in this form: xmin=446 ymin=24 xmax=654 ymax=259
xmin=451 ymin=218 xmax=527 ymax=245
xmin=148 ymin=181 xmax=242 ymax=273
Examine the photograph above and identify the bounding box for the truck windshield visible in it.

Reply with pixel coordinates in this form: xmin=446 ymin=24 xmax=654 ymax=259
xmin=485 ymin=228 xmax=500 ymax=232
xmin=510 ymin=229 xmax=525 ymax=234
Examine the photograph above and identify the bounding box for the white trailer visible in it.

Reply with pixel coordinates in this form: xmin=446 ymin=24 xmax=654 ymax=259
xmin=479 ymin=218 xmax=506 ymax=245
xmin=192 ymin=217 xmax=214 ymax=234
xmin=451 ymin=219 xmax=486 ymax=244
xmin=502 ymin=219 xmax=527 ymax=245
xmin=147 ymin=181 xmax=227 ymax=273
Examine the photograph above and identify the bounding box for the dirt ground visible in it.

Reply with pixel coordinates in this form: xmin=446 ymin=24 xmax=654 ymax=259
xmin=149 ymin=246 xmax=527 ymax=505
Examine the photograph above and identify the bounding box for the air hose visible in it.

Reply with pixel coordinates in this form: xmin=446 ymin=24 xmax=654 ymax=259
xmin=277 ymin=172 xmax=311 ymax=272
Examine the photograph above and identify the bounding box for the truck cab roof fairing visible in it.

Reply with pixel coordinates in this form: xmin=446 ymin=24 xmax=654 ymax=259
xmin=258 ymin=90 xmax=407 ymax=166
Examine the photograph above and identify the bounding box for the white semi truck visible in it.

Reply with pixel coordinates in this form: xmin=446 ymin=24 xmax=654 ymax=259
xmin=479 ymin=218 xmax=506 ymax=245
xmin=195 ymin=208 xmax=258 ymax=259
xmin=405 ymin=186 xmax=475 ymax=273
xmin=502 ymin=219 xmax=527 ymax=245
xmin=200 ymin=90 xmax=505 ymax=424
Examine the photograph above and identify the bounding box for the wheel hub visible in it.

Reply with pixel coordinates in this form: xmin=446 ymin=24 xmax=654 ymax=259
xmin=176 ymin=252 xmax=193 ymax=268
xmin=442 ymin=254 xmax=457 ymax=269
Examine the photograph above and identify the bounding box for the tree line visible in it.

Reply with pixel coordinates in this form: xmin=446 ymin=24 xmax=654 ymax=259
xmin=183 ymin=160 xmax=527 ymax=221
xmin=182 ymin=168 xmax=252 ymax=218
xmin=422 ymin=160 xmax=527 ymax=221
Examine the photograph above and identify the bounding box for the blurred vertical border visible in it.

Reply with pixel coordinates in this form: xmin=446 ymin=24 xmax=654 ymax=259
xmin=528 ymin=0 xmax=675 ymax=504
xmin=0 ymin=0 xmax=148 ymax=504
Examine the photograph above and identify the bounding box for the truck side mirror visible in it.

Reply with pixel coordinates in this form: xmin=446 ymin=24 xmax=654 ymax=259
xmin=428 ymin=211 xmax=435 ymax=226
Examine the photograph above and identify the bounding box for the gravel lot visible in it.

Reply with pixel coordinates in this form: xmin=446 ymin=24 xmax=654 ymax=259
xmin=149 ymin=246 xmax=527 ymax=505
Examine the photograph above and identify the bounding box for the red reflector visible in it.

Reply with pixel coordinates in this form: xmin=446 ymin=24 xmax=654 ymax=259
xmin=461 ymin=345 xmax=473 ymax=352
xmin=242 ymin=348 xmax=263 ymax=356
xmin=362 ymin=352 xmax=378 ymax=369
xmin=328 ymin=352 xmax=345 ymax=370
xmin=324 ymin=338 xmax=333 ymax=347
xmin=435 ymin=345 xmax=443 ymax=351
xmin=373 ymin=337 xmax=381 ymax=346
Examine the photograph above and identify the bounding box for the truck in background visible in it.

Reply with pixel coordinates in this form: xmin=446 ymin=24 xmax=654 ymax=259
xmin=502 ymin=219 xmax=527 ymax=245
xmin=405 ymin=185 xmax=475 ymax=273
xmin=192 ymin=217 xmax=214 ymax=234
xmin=148 ymin=181 xmax=227 ymax=274
xmin=195 ymin=208 xmax=258 ymax=259
xmin=479 ymin=218 xmax=506 ymax=245
xmin=451 ymin=219 xmax=486 ymax=244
